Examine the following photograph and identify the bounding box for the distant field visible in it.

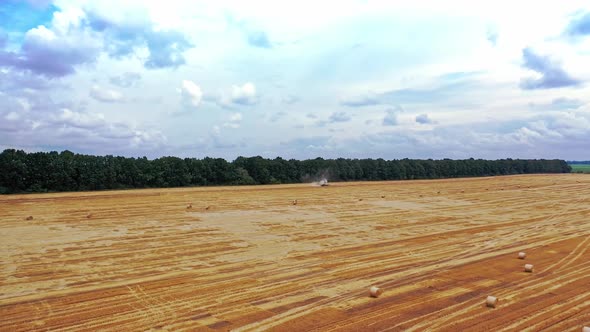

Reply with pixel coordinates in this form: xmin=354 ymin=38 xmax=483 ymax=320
xmin=1 ymin=174 xmax=590 ymax=331
xmin=570 ymin=164 xmax=590 ymax=173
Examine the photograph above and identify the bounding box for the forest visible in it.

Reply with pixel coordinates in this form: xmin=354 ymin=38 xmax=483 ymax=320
xmin=0 ymin=149 xmax=571 ymax=194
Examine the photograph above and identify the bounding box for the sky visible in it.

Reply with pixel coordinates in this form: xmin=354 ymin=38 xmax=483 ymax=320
xmin=1 ymin=0 xmax=590 ymax=160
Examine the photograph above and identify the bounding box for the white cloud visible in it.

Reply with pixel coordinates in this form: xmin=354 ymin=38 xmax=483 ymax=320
xmin=180 ymin=80 xmax=203 ymax=108
xmin=55 ymin=108 xmax=106 ymax=129
xmin=231 ymin=82 xmax=257 ymax=105
xmin=222 ymin=112 xmax=243 ymax=128
xmin=383 ymin=108 xmax=401 ymax=126
xmin=5 ymin=112 xmax=20 ymax=121
xmin=2 ymin=0 xmax=590 ymax=159
xmin=90 ymin=85 xmax=124 ymax=103
xmin=51 ymin=7 xmax=86 ymax=34
xmin=415 ymin=113 xmax=435 ymax=124
xmin=229 ymin=112 xmax=242 ymax=122
xmin=26 ymin=25 xmax=56 ymax=43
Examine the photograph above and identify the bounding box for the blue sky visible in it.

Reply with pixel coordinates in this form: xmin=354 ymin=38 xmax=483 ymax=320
xmin=1 ymin=0 xmax=590 ymax=160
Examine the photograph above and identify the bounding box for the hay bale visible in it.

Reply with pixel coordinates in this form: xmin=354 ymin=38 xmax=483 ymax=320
xmin=524 ymin=264 xmax=534 ymax=273
xmin=25 ymin=216 xmax=33 ymax=221
xmin=205 ymin=205 xmax=211 ymax=210
xmin=486 ymin=295 xmax=498 ymax=308
xmin=358 ymin=198 xmax=363 ymax=201
xmin=369 ymin=286 xmax=383 ymax=298
xmin=186 ymin=203 xmax=192 ymax=209
xmin=381 ymin=195 xmax=385 ymax=198
xmin=292 ymin=199 xmax=298 ymax=205
xmin=86 ymin=213 xmax=93 ymax=219
xmin=518 ymin=252 xmax=526 ymax=259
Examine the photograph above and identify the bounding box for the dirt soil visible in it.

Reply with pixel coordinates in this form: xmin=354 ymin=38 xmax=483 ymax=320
xmin=1 ymin=174 xmax=589 ymax=331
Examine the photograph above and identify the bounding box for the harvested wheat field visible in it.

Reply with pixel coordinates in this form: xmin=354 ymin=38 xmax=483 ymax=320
xmin=1 ymin=174 xmax=590 ymax=331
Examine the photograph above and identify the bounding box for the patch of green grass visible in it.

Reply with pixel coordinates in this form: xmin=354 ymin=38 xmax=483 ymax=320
xmin=569 ymin=164 xmax=590 ymax=173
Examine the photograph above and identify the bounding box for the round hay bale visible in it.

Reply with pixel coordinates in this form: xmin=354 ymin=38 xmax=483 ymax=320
xmin=358 ymin=198 xmax=363 ymax=201
xmin=292 ymin=199 xmax=298 ymax=205
xmin=524 ymin=264 xmax=534 ymax=273
xmin=86 ymin=213 xmax=93 ymax=219
xmin=186 ymin=203 xmax=192 ymax=209
xmin=369 ymin=286 xmax=383 ymax=298
xmin=205 ymin=205 xmax=211 ymax=210
xmin=381 ymin=195 xmax=385 ymax=198
xmin=25 ymin=216 xmax=33 ymax=221
xmin=518 ymin=252 xmax=526 ymax=259
xmin=486 ymin=295 xmax=498 ymax=308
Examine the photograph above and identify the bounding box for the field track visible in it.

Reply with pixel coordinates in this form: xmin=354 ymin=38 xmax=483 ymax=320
xmin=1 ymin=174 xmax=590 ymax=331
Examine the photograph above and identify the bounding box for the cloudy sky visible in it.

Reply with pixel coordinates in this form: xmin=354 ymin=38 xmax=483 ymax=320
xmin=1 ymin=0 xmax=590 ymax=160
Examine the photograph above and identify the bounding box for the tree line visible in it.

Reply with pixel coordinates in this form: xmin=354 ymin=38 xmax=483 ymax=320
xmin=0 ymin=149 xmax=571 ymax=194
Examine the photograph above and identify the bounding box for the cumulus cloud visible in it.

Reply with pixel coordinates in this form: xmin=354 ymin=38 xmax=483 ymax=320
xmin=280 ymin=136 xmax=332 ymax=150
xmin=564 ymin=12 xmax=590 ymax=37
xmin=415 ymin=113 xmax=435 ymax=124
xmin=0 ymin=9 xmax=102 ymax=77
xmin=144 ymin=30 xmax=192 ymax=69
xmin=5 ymin=112 xmax=20 ymax=121
xmin=109 ymin=72 xmax=141 ymax=88
xmin=519 ymin=47 xmax=580 ymax=89
xmin=87 ymin=6 xmax=192 ymax=69
xmin=203 ymin=83 xmax=257 ymax=109
xmin=274 ymin=111 xmax=590 ymax=160
xmin=223 ymin=112 xmax=242 ymax=128
xmin=90 ymin=85 xmax=124 ymax=103
xmin=53 ymin=108 xmax=106 ymax=129
xmin=0 ymin=68 xmax=58 ymax=92
xmin=180 ymin=80 xmax=203 ymax=109
xmin=0 ymin=4 xmax=190 ymax=78
xmin=0 ymin=92 xmax=166 ymax=154
xmin=383 ymin=106 xmax=403 ymax=126
xmin=231 ymin=82 xmax=257 ymax=105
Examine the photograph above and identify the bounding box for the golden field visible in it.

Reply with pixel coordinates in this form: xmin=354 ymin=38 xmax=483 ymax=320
xmin=1 ymin=174 xmax=589 ymax=331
